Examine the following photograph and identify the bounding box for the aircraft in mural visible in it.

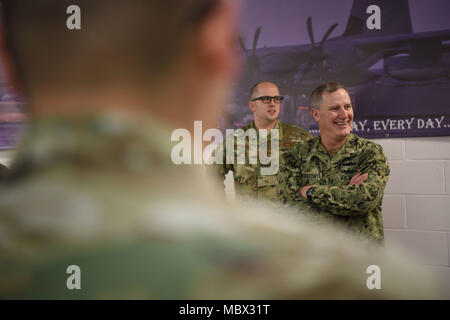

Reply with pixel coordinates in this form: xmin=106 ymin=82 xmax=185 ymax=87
xmin=234 ymin=0 xmax=450 ymax=137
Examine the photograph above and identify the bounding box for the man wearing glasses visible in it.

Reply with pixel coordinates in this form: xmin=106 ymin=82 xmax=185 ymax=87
xmin=216 ymin=81 xmax=312 ymax=202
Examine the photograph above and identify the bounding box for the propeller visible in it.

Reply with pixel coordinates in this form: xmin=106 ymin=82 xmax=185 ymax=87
xmin=319 ymin=21 xmax=338 ymax=47
xmin=306 ymin=17 xmax=316 ymax=47
xmin=252 ymin=26 xmax=261 ymax=56
xmin=239 ymin=26 xmax=274 ymax=84
xmin=295 ymin=17 xmax=338 ymax=83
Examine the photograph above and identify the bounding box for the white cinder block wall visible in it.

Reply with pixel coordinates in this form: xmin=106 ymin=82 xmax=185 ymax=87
xmin=2 ymin=137 xmax=450 ymax=297
xmin=374 ymin=136 xmax=450 ymax=298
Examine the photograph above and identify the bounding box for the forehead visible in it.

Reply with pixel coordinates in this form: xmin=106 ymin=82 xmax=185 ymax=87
xmin=321 ymin=88 xmax=351 ymax=107
xmin=255 ymin=82 xmax=280 ymax=96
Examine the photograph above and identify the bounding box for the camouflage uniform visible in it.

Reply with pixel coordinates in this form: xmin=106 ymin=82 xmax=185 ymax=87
xmin=278 ymin=133 xmax=390 ymax=245
xmin=0 ymin=114 xmax=437 ymax=299
xmin=216 ymin=120 xmax=311 ymax=201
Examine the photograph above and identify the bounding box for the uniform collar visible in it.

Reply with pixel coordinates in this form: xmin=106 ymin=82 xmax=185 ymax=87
xmin=309 ymin=133 xmax=358 ymax=164
xmin=250 ymin=120 xmax=282 ymax=139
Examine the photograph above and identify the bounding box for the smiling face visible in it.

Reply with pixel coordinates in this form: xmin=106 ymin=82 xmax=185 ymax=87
xmin=248 ymin=82 xmax=280 ymax=128
xmin=312 ymin=88 xmax=353 ymax=141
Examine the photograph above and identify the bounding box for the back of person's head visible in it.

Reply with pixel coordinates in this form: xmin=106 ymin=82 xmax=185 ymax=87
xmin=1 ymin=0 xmax=238 ymax=128
xmin=1 ymin=0 xmax=228 ymax=96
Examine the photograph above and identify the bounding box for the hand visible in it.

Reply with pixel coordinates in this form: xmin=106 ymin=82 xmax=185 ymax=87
xmin=349 ymin=172 xmax=368 ymax=185
xmin=299 ymin=186 xmax=312 ymax=199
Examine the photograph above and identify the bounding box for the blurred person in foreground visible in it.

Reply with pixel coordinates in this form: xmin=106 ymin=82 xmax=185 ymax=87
xmin=0 ymin=0 xmax=439 ymax=299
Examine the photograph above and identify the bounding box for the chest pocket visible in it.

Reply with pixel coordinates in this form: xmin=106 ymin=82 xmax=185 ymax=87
xmin=335 ymin=159 xmax=358 ymax=184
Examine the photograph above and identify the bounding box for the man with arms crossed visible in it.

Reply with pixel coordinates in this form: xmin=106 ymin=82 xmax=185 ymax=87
xmin=279 ymin=82 xmax=390 ymax=245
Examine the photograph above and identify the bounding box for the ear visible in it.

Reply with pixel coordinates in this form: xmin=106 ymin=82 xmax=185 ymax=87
xmin=248 ymin=100 xmax=256 ymax=113
xmin=193 ymin=0 xmax=239 ymax=79
xmin=311 ymin=108 xmax=320 ymax=123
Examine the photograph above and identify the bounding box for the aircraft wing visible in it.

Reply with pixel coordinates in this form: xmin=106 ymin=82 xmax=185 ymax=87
xmin=353 ymin=29 xmax=450 ymax=48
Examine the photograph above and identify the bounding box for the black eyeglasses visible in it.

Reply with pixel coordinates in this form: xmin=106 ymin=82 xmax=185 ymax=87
xmin=252 ymin=96 xmax=284 ymax=104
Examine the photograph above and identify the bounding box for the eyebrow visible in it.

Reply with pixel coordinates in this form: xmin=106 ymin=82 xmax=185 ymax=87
xmin=328 ymin=103 xmax=352 ymax=109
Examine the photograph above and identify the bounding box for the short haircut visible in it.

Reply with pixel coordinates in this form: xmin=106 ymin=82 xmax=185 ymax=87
xmin=0 ymin=0 xmax=217 ymax=93
xmin=249 ymin=81 xmax=278 ymax=99
xmin=310 ymin=82 xmax=345 ymax=109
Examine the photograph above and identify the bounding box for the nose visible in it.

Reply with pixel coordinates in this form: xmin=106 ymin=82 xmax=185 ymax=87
xmin=337 ymin=106 xmax=346 ymax=118
xmin=269 ymin=99 xmax=276 ymax=106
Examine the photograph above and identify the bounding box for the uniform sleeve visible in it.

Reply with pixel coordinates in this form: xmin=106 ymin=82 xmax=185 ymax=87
xmin=309 ymin=145 xmax=390 ymax=216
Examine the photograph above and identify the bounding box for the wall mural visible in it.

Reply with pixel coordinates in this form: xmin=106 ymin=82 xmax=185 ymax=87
xmin=225 ymin=0 xmax=450 ymax=138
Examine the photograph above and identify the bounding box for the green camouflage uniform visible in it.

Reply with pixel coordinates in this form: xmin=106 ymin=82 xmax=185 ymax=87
xmin=216 ymin=120 xmax=311 ymax=201
xmin=278 ymin=134 xmax=390 ymax=245
xmin=0 ymin=114 xmax=436 ymax=299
